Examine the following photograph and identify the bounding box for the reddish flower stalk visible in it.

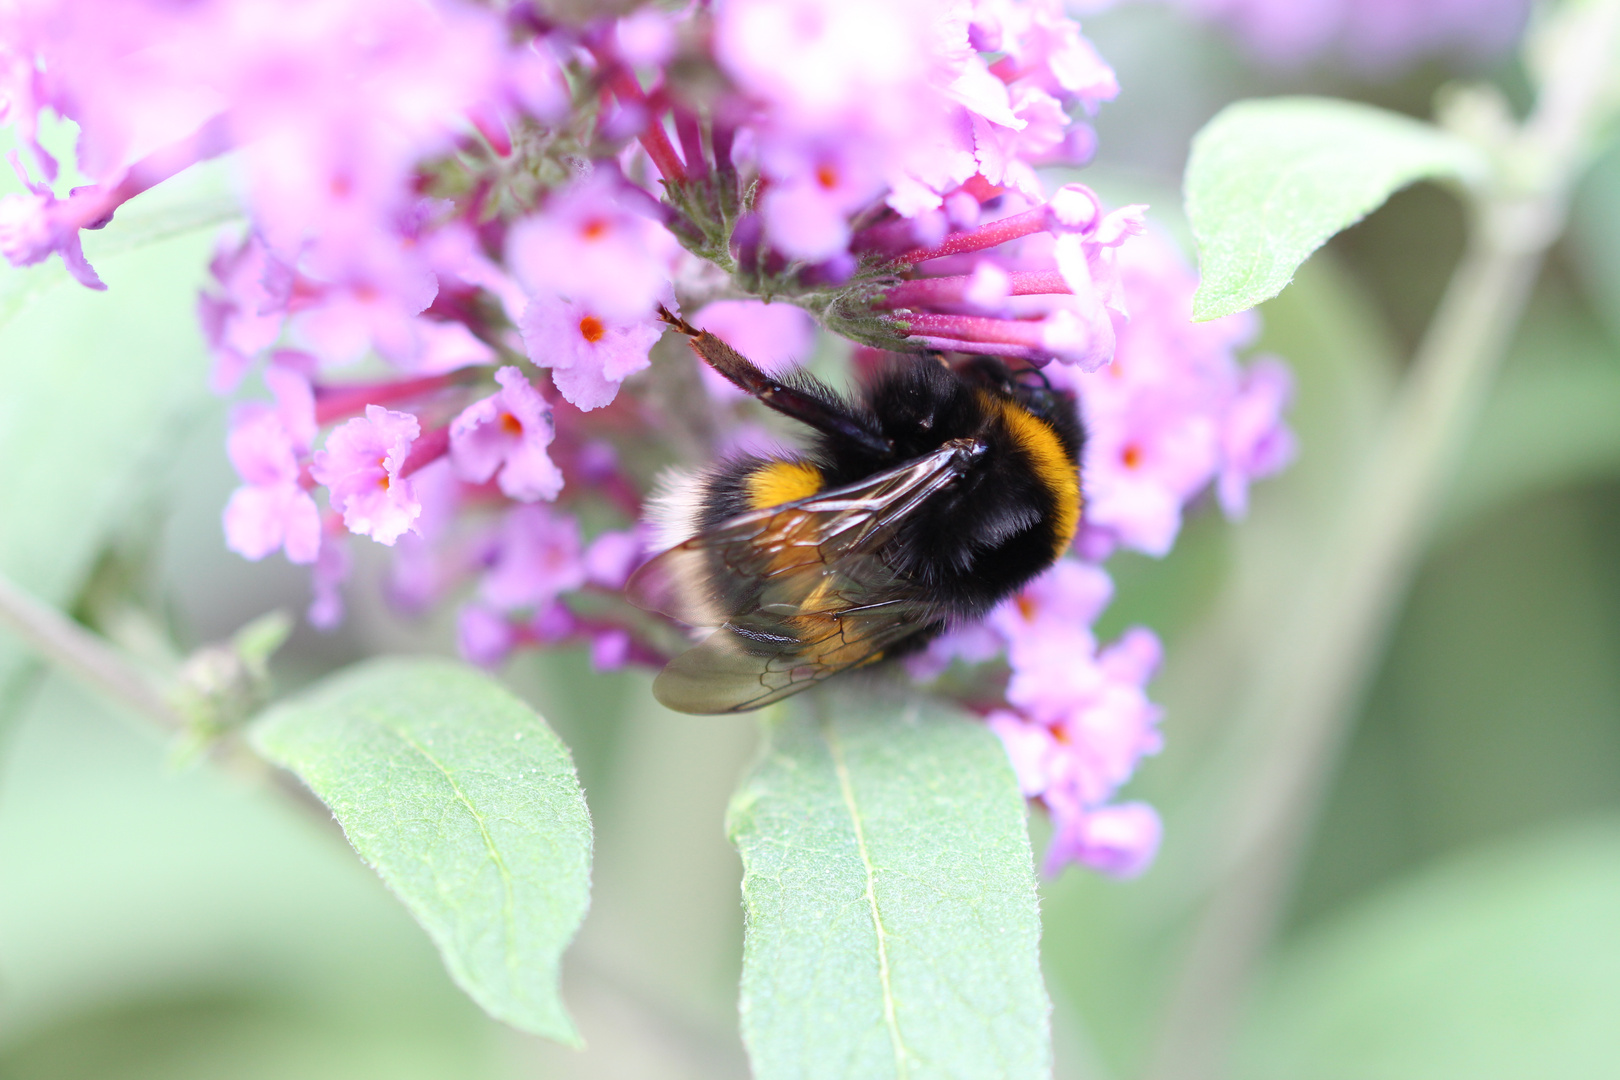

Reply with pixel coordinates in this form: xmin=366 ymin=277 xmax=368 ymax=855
xmin=399 ymin=423 xmax=451 ymax=478
xmin=313 ymin=372 xmax=473 ymax=425
xmin=595 ymin=55 xmax=687 ymax=184
xmin=877 ymin=269 xmax=1072 ymax=309
xmin=673 ymin=107 xmax=709 ymax=181
xmin=893 ymin=205 xmax=1051 ymax=264
xmin=887 ymin=312 xmax=1048 ymax=349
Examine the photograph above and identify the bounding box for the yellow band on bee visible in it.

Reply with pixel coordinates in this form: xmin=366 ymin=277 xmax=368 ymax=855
xmin=987 ymin=394 xmax=1081 ymax=556
xmin=745 ymin=460 xmax=823 ymax=509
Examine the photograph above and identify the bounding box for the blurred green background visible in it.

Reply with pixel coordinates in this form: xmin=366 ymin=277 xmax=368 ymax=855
xmin=3 ymin=4 xmax=1619 ymax=1078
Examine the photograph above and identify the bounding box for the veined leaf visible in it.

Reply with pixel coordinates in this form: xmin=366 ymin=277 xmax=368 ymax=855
xmin=251 ymin=656 xmax=592 ymax=1045
xmin=727 ymin=692 xmax=1049 ymax=1080
xmin=1185 ymin=97 xmax=1487 ymax=321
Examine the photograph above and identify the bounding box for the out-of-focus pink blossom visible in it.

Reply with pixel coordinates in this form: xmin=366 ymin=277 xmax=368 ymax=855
xmin=0 ymin=155 xmax=105 ymax=288
xmin=589 ymin=628 xmax=632 ymax=671
xmin=691 ymin=300 xmax=816 ymax=402
xmin=519 ymin=295 xmax=663 ymax=411
xmin=757 ymin=141 xmax=889 ymax=260
xmin=613 ymin=9 xmax=677 ymax=68
xmin=1046 ymin=800 xmax=1161 ymax=878
xmin=199 ymin=232 xmax=288 ymax=391
xmin=1218 ymin=357 xmax=1297 ymax=517
xmin=222 ymin=410 xmax=319 ymax=564
xmin=310 ymin=405 xmax=422 ymax=545
xmin=478 ymin=504 xmax=586 ymax=611
xmin=449 ymin=366 xmax=563 ymax=502
xmin=714 ymin=0 xmax=938 ymax=129
xmin=222 ymin=367 xmax=320 ymax=562
xmin=459 ymin=603 xmax=516 ymax=668
xmin=308 ymin=530 xmax=352 ymax=630
xmin=506 ymin=173 xmax=678 ymax=322
xmin=583 ymin=529 xmax=643 ymax=590
xmin=1172 ymin=0 xmax=1531 ymax=72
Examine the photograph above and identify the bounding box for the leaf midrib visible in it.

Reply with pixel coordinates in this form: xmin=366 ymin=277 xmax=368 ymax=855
xmin=388 ymin=722 xmax=522 ymax=982
xmin=825 ymin=719 xmax=911 ymax=1078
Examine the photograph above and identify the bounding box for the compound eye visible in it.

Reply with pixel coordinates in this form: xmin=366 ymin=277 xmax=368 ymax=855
xmin=1024 ymin=388 xmax=1057 ymax=415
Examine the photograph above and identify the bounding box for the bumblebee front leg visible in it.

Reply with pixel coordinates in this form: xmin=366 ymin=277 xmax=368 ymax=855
xmin=657 ymin=305 xmax=893 ymax=456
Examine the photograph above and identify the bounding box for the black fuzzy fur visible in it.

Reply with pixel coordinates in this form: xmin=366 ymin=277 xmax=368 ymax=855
xmin=703 ymin=355 xmax=1084 ymax=627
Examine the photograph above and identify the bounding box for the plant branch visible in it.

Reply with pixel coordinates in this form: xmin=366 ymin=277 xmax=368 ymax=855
xmin=1144 ymin=4 xmax=1620 ymax=1078
xmin=0 ymin=569 xmax=341 ymax=831
xmin=0 ymin=569 xmax=180 ymax=730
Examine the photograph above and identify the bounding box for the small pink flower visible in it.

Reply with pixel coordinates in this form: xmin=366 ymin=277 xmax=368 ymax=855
xmin=198 ymin=231 xmax=288 ymax=392
xmin=987 ymin=709 xmax=1062 ymax=798
xmin=288 ymin=266 xmax=439 ymax=368
xmin=506 ymin=172 xmax=677 ymax=321
xmin=758 ymin=141 xmax=887 ymax=260
xmin=222 ymin=410 xmax=320 ymax=564
xmin=223 ymin=482 xmax=321 ymax=564
xmin=449 ymin=366 xmax=563 ymax=502
xmin=518 ymin=295 xmax=663 ymax=411
xmin=989 ymin=559 xmax=1115 ymax=641
xmin=221 ymin=370 xmax=320 ymax=563
xmin=310 ymin=405 xmax=422 ymax=545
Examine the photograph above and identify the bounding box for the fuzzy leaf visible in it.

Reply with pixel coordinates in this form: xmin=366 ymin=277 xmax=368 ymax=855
xmin=727 ymin=692 xmax=1049 ymax=1080
xmin=251 ymin=656 xmax=592 ymax=1044
xmin=1185 ymin=97 xmax=1487 ymax=321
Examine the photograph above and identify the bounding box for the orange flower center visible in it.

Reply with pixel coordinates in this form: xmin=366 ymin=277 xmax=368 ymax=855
xmin=1122 ymin=444 xmax=1143 ymax=469
xmin=580 ymin=216 xmax=610 ymax=241
xmin=578 ymin=314 xmax=606 ymax=343
xmin=499 ymin=411 xmax=523 ymax=436
xmin=815 ymin=163 xmax=839 ymax=190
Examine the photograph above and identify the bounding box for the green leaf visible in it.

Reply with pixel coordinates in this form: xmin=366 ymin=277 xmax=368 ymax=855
xmin=1185 ymin=97 xmax=1487 ymax=321
xmin=727 ymin=692 xmax=1049 ymax=1080
xmin=1238 ymin=818 xmax=1620 ymax=1079
xmin=250 ymin=656 xmax=593 ymax=1045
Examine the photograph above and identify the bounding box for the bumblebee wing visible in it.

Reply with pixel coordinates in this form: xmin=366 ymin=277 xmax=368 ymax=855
xmin=627 ymin=441 xmax=975 ymax=627
xmin=627 ymin=442 xmax=981 ymax=714
xmin=652 ymin=587 xmax=939 ymax=714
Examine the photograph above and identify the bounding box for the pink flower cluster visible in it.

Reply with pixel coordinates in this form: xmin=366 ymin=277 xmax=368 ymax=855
xmin=0 ymin=0 xmax=1295 ymax=877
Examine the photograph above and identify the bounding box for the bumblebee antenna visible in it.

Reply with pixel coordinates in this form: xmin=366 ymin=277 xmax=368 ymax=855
xmin=657 ymin=305 xmax=893 ymax=456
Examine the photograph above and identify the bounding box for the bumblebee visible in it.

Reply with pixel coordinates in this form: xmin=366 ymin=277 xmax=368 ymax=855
xmin=629 ymin=306 xmax=1083 ymax=714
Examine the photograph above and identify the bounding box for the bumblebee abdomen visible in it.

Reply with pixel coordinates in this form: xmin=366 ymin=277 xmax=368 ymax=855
xmin=743 ymin=460 xmax=823 ymax=509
